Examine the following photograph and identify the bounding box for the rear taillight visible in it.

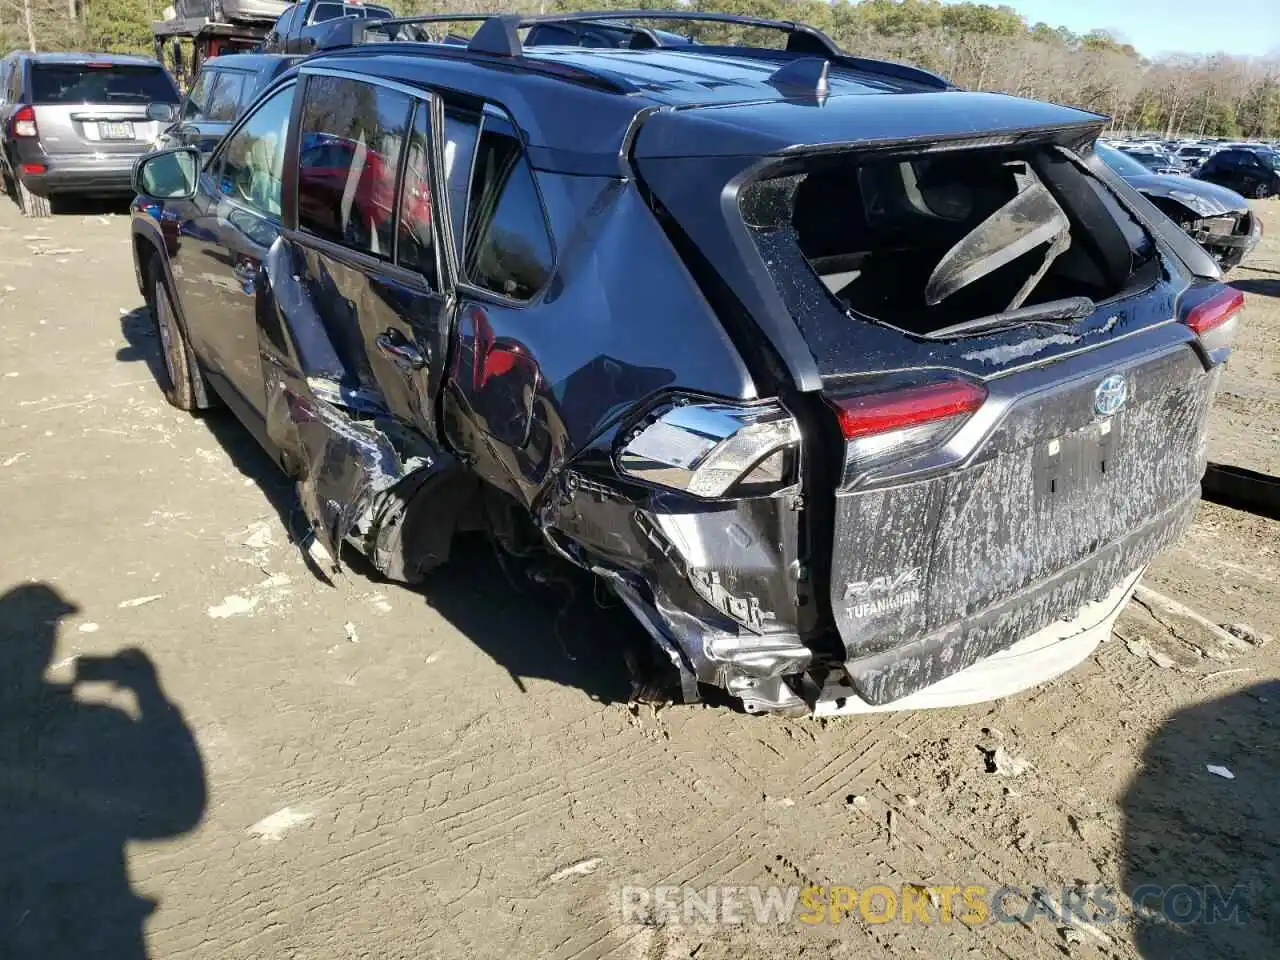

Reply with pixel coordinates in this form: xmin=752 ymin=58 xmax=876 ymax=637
xmin=829 ymin=378 xmax=986 ymax=476
xmin=616 ymin=398 xmax=799 ymax=499
xmin=1182 ymin=286 xmax=1243 ymax=363
xmin=831 ymin=380 xmax=987 ymax=439
xmin=11 ymin=105 xmax=36 ymax=138
xmin=1183 ymin=287 xmax=1243 ymax=335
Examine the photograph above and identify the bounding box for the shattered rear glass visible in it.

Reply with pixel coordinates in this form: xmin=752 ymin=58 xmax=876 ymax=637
xmin=744 ymin=144 xmax=1156 ymax=339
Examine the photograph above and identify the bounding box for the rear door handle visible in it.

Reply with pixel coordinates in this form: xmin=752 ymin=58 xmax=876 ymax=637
xmin=376 ymin=330 xmax=427 ymax=371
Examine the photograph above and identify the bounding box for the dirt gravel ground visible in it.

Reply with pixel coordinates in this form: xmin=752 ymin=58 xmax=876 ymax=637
xmin=1207 ymin=199 xmax=1280 ymax=475
xmin=0 ymin=197 xmax=1277 ymax=960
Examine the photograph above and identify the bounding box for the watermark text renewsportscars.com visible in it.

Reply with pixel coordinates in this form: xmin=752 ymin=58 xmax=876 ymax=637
xmin=619 ymin=883 xmax=1250 ymax=927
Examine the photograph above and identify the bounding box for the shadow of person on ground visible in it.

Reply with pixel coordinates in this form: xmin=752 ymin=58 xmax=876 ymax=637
xmin=1230 ymin=277 xmax=1280 ymax=298
xmin=1121 ymin=680 xmax=1279 ymax=958
xmin=0 ymin=584 xmax=207 ymax=959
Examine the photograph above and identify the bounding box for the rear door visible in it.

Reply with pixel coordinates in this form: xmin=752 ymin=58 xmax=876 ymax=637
xmin=260 ymin=70 xmax=455 ymax=561
xmin=1237 ymin=152 xmax=1270 ymax=195
xmin=28 ymin=61 xmax=179 ymax=158
xmin=289 ymin=72 xmax=449 ymax=434
xmin=1210 ymin=151 xmax=1246 ymax=192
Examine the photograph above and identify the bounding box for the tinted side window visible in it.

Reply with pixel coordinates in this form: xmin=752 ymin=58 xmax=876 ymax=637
xmin=205 ymin=71 xmax=247 ymax=122
xmin=464 ymin=125 xmax=554 ymax=301
xmin=310 ymin=2 xmax=343 ymax=22
xmin=217 ymin=82 xmax=295 ymax=218
xmin=182 ymin=68 xmax=217 ymax=120
xmin=273 ymin=4 xmax=299 ymax=35
xmin=442 ymin=107 xmax=481 ymax=262
xmin=396 ymin=104 xmax=437 ymax=287
xmin=528 ymin=24 xmax=577 ymax=44
xmin=297 ymin=75 xmax=412 ymax=259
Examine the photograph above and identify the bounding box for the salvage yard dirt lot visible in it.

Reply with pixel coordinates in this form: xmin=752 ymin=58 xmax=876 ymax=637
xmin=0 ymin=198 xmax=1277 ymax=960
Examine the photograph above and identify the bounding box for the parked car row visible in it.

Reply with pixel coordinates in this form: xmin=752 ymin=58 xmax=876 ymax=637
xmin=0 ymin=11 xmax=1254 ymax=717
xmin=1102 ymin=134 xmax=1280 ymax=199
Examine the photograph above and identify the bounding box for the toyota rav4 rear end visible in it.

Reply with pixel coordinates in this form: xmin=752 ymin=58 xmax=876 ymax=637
xmin=588 ymin=81 xmax=1240 ymax=715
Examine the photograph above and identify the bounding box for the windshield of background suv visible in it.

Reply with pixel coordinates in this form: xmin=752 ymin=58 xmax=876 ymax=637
xmin=1096 ymin=144 xmax=1153 ymax=178
xmin=31 ymin=63 xmax=178 ymax=105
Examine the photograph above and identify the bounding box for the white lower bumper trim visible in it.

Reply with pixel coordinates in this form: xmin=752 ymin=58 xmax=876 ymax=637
xmin=814 ymin=569 xmax=1143 ymax=716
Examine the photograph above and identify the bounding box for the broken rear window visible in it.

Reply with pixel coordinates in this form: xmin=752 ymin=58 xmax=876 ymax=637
xmin=742 ymin=145 xmax=1157 ymax=338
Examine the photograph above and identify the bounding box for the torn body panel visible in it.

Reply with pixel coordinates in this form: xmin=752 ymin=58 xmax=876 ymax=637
xmin=540 ymin=464 xmax=815 ymax=714
xmin=259 ymin=239 xmax=472 ymax=581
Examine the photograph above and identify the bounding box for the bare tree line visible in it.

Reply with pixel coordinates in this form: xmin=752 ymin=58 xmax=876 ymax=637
xmin=0 ymin=0 xmax=1276 ymax=138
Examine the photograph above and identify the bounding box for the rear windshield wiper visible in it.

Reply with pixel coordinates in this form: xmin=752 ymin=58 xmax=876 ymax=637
xmin=921 ymin=296 xmax=1096 ymax=340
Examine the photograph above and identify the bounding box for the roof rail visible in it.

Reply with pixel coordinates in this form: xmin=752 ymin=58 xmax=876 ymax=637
xmin=338 ymin=9 xmax=951 ymax=91
xmin=375 ymin=9 xmax=841 ymax=57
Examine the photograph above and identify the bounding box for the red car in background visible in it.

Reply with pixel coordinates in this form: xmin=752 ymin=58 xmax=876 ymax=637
xmin=297 ymin=132 xmax=432 ymax=254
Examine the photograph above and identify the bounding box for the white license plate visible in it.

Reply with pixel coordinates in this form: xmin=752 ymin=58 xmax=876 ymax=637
xmin=99 ymin=121 xmax=133 ymax=140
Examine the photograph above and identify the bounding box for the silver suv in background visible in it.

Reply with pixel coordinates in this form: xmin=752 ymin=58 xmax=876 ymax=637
xmin=0 ymin=52 xmax=179 ymax=217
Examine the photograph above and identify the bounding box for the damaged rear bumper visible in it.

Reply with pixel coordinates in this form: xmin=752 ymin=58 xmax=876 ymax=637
xmin=839 ymin=489 xmax=1199 ymax=706
xmin=604 ymin=486 xmax=1196 ymax=716
xmin=814 ymin=567 xmax=1141 ymax=714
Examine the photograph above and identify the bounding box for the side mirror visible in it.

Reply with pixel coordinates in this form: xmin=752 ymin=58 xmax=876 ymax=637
xmin=146 ymin=101 xmax=178 ymax=123
xmin=133 ymin=147 xmax=200 ymax=201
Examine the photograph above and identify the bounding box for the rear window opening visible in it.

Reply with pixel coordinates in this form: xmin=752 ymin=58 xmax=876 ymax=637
xmin=31 ymin=63 xmax=178 ymax=105
xmin=744 ymin=144 xmax=1159 ymax=338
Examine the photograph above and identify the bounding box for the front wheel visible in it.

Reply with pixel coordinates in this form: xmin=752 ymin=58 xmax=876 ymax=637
xmin=1252 ymin=182 xmax=1271 ymax=199
xmin=150 ymin=262 xmax=199 ymax=411
xmin=17 ymin=178 xmax=50 ymax=218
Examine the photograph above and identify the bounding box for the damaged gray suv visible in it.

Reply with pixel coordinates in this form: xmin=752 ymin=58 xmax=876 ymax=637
xmin=130 ymin=11 xmax=1243 ymax=715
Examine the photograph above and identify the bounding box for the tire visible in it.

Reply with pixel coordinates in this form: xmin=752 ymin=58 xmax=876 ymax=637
xmin=17 ymin=178 xmax=50 ymax=218
xmin=1251 ymin=181 xmax=1272 ymax=199
xmin=149 ymin=261 xmax=199 ymax=411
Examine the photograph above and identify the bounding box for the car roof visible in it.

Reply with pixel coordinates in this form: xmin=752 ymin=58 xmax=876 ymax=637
xmin=21 ymin=52 xmax=163 ymax=66
xmin=310 ymin=38 xmax=945 ymax=100
xmin=301 ymin=44 xmax=1099 ymax=164
xmin=204 ymin=53 xmax=299 ymax=73
xmin=514 ymin=46 xmax=923 ymax=102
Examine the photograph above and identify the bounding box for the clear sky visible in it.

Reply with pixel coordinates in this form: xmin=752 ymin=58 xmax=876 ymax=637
xmin=944 ymin=0 xmax=1280 ymax=58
